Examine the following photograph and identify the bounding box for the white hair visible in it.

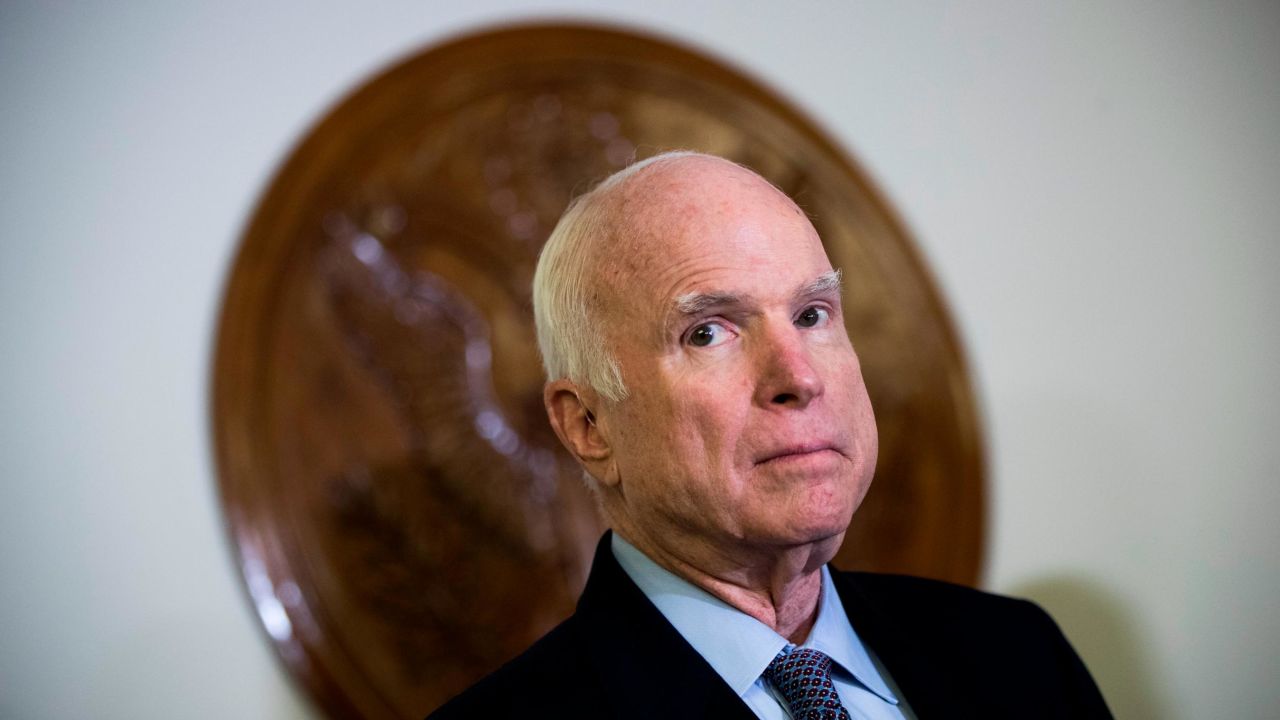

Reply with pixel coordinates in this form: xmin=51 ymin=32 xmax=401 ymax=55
xmin=532 ymin=150 xmax=707 ymax=401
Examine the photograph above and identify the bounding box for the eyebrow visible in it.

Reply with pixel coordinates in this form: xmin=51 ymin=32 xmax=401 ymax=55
xmin=796 ymin=269 xmax=843 ymax=300
xmin=672 ymin=290 xmax=743 ymax=316
xmin=669 ymin=268 xmax=844 ymax=319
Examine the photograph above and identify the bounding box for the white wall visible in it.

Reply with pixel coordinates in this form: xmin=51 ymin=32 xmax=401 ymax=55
xmin=2 ymin=2 xmax=1276 ymax=718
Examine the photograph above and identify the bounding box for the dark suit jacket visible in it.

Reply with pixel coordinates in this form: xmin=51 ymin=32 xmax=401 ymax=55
xmin=429 ymin=533 xmax=1112 ymax=719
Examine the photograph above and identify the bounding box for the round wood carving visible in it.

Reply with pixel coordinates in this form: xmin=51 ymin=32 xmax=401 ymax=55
xmin=212 ymin=22 xmax=985 ymax=719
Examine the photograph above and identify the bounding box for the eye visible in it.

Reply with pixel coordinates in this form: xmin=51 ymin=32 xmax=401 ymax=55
xmin=687 ymin=321 xmax=732 ymax=348
xmin=795 ymin=305 xmax=830 ymax=328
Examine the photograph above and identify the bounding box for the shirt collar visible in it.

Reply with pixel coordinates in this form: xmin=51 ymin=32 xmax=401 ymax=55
xmin=611 ymin=534 xmax=899 ymax=705
xmin=807 ymin=560 xmax=900 ymax=704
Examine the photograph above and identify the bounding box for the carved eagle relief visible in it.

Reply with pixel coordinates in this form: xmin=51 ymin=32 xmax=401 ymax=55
xmin=213 ymin=24 xmax=984 ymax=719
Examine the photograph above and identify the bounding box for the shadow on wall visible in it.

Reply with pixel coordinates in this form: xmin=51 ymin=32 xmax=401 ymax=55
xmin=1009 ymin=576 xmax=1167 ymax=719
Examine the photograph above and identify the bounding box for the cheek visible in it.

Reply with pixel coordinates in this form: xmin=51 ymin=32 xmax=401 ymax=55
xmin=668 ymin=390 xmax=752 ymax=478
xmin=616 ymin=362 xmax=753 ymax=487
xmin=846 ymin=380 xmax=879 ymax=466
xmin=614 ymin=390 xmax=699 ymax=474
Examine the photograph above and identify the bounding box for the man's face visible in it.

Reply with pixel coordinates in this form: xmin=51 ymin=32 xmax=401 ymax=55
xmin=593 ymin=159 xmax=878 ymax=560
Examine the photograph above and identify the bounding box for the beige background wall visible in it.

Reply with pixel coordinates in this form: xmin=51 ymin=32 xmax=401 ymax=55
xmin=3 ymin=2 xmax=1277 ymax=718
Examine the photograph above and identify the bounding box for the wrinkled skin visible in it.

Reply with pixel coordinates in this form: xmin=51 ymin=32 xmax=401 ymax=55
xmin=545 ymin=155 xmax=878 ymax=639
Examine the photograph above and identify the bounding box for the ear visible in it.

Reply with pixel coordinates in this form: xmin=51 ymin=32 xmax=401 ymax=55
xmin=543 ymin=379 xmax=617 ymax=486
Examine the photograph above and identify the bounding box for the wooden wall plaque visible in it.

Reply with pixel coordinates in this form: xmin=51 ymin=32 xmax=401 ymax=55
xmin=211 ymin=23 xmax=985 ymax=719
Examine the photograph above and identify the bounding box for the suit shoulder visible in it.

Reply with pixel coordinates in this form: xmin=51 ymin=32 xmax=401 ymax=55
xmin=426 ymin=616 xmax=598 ymax=719
xmin=833 ymin=570 xmax=1112 ymax=716
xmin=833 ymin=570 xmax=1055 ymax=635
xmin=837 ymin=570 xmax=1038 ymax=608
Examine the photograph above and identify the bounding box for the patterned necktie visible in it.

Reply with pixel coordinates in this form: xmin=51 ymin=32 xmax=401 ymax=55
xmin=764 ymin=647 xmax=852 ymax=720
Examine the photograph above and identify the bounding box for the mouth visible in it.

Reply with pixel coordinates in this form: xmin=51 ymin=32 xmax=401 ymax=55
xmin=755 ymin=442 xmax=840 ymax=466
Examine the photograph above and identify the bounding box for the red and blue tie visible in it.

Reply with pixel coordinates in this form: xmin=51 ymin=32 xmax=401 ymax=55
xmin=764 ymin=647 xmax=852 ymax=720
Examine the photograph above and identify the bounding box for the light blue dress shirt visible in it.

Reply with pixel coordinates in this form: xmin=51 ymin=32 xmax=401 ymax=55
xmin=612 ymin=534 xmax=915 ymax=720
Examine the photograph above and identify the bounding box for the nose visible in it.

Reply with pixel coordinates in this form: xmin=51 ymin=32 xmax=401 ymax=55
xmin=753 ymin=327 xmax=824 ymax=409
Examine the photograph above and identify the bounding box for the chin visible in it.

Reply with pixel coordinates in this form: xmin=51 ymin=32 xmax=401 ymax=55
xmin=768 ymin=507 xmax=849 ymax=551
xmin=786 ymin=526 xmax=847 ymax=568
xmin=797 ymin=519 xmax=849 ymax=546
xmin=799 ymin=481 xmax=858 ymax=526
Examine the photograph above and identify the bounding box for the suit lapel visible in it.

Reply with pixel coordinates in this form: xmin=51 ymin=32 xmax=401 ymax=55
xmin=575 ymin=533 xmax=758 ymax=720
xmin=830 ymin=570 xmax=982 ymax=718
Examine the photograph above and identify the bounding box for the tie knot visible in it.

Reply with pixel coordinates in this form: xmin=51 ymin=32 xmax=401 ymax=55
xmin=764 ymin=648 xmax=850 ymax=720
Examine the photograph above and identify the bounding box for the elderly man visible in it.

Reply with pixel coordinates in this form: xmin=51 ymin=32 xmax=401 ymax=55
xmin=430 ymin=152 xmax=1111 ymax=719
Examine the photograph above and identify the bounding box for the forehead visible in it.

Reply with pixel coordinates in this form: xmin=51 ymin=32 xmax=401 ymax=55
xmin=617 ymin=160 xmax=807 ymax=246
xmin=599 ymin=159 xmax=832 ymax=313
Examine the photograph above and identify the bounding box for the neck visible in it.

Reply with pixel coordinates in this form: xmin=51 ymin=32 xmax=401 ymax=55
xmin=614 ymin=523 xmax=840 ymax=644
